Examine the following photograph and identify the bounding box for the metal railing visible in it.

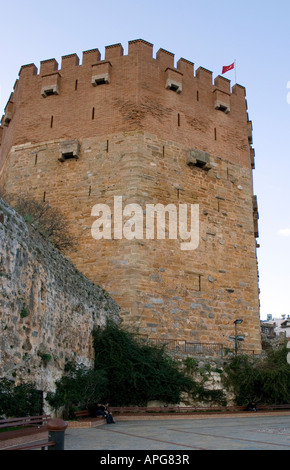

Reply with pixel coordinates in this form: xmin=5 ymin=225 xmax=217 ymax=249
xmin=137 ymin=336 xmax=258 ymax=357
xmin=137 ymin=336 xmax=225 ymax=357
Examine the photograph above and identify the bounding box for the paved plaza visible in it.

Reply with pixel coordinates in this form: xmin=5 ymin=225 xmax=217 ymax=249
xmin=64 ymin=413 xmax=290 ymax=451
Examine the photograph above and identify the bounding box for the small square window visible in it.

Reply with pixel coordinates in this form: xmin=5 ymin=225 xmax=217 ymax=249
xmin=169 ymin=84 xmax=179 ymax=92
xmin=60 ymin=152 xmax=77 ymax=161
xmin=59 ymin=140 xmax=80 ymax=162
xmin=166 ymin=79 xmax=182 ymax=94
xmin=92 ymin=74 xmax=110 ymax=86
xmin=187 ymin=148 xmax=211 ymax=171
xmin=216 ymin=104 xmax=228 ymax=113
xmin=94 ymin=78 xmax=107 ymax=86
xmin=3 ymin=114 xmax=12 ymax=126
xmin=41 ymin=85 xmax=59 ymax=98
xmin=46 ymin=89 xmax=55 ymax=96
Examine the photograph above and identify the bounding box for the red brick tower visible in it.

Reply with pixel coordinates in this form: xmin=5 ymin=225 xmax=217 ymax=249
xmin=0 ymin=39 xmax=261 ymax=353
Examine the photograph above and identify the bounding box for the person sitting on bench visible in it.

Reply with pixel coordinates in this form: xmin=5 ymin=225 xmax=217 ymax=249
xmin=96 ymin=403 xmax=115 ymax=423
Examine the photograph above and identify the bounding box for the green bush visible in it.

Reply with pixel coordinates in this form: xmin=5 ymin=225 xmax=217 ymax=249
xmin=46 ymin=363 xmax=108 ymax=419
xmin=38 ymin=352 xmax=52 ymax=364
xmin=20 ymin=307 xmax=29 ymax=318
xmin=47 ymin=322 xmax=231 ymax=415
xmin=92 ymin=322 xmax=194 ymax=406
xmin=0 ymin=379 xmax=42 ymax=417
xmin=183 ymin=357 xmax=198 ymax=372
xmin=223 ymin=343 xmax=290 ymax=405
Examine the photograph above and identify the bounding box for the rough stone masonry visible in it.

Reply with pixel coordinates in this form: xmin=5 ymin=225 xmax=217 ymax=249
xmin=0 ymin=198 xmax=120 ymax=393
xmin=0 ymin=39 xmax=261 ymax=353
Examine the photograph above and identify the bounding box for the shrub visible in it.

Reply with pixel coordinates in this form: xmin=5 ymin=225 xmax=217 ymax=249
xmin=0 ymin=379 xmax=42 ymax=417
xmin=223 ymin=343 xmax=290 ymax=405
xmin=20 ymin=306 xmax=29 ymax=318
xmin=183 ymin=357 xmax=198 ymax=372
xmin=46 ymin=363 xmax=108 ymax=419
xmin=92 ymin=322 xmax=194 ymax=406
xmin=38 ymin=352 xmax=52 ymax=365
xmin=13 ymin=195 xmax=77 ymax=252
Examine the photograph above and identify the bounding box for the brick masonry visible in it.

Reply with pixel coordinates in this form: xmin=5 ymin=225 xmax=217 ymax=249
xmin=0 ymin=39 xmax=261 ymax=353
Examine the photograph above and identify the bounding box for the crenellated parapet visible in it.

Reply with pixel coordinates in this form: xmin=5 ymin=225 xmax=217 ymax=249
xmin=10 ymin=38 xmax=247 ymax=106
xmin=0 ymin=39 xmax=254 ymax=172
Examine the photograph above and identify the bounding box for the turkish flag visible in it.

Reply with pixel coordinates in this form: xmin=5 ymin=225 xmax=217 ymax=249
xmin=222 ymin=62 xmax=235 ymax=74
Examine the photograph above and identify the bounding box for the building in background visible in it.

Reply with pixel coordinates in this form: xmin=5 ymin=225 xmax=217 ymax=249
xmin=261 ymin=315 xmax=290 ymax=340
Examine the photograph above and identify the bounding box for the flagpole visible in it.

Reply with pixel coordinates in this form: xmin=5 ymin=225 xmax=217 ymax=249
xmin=234 ymin=59 xmax=237 ymax=84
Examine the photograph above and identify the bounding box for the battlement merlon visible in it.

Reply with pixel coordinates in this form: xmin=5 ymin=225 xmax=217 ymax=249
xmin=18 ymin=63 xmax=38 ymax=77
xmin=128 ymin=39 xmax=154 ymax=59
xmin=105 ymin=43 xmax=124 ymax=60
xmin=82 ymin=48 xmax=101 ymax=66
xmin=40 ymin=58 xmax=59 ymax=76
xmin=177 ymin=58 xmax=194 ymax=77
xmin=61 ymin=53 xmax=80 ymax=68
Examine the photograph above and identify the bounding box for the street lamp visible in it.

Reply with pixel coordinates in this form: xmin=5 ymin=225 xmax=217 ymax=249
xmin=234 ymin=319 xmax=244 ymax=355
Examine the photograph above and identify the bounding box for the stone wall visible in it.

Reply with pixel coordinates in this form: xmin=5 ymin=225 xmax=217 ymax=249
xmin=0 ymin=198 xmax=120 ymax=394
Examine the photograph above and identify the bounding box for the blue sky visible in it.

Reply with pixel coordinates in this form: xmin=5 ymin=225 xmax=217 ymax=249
xmin=1 ymin=0 xmax=289 ymax=320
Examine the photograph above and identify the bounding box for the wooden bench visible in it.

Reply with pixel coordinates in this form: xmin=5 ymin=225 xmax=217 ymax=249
xmin=256 ymin=404 xmax=290 ymax=411
xmin=109 ymin=404 xmax=290 ymax=414
xmin=74 ymin=410 xmax=105 ymax=421
xmin=0 ymin=415 xmax=51 ymax=443
xmin=74 ymin=410 xmax=90 ymax=419
xmin=73 ymin=404 xmax=290 ymax=420
xmin=0 ymin=414 xmax=51 ymax=428
xmin=2 ymin=440 xmax=55 ymax=451
xmin=108 ymin=405 xmax=246 ymax=415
